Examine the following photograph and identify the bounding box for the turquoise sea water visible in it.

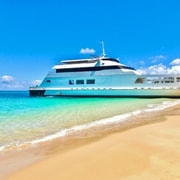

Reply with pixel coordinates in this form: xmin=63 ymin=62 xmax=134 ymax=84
xmin=0 ymin=91 xmax=179 ymax=152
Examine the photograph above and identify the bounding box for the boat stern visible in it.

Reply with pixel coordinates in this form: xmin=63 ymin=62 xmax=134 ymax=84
xmin=29 ymin=87 xmax=45 ymax=97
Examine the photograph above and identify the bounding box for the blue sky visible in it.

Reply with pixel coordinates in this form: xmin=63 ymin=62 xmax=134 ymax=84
xmin=0 ymin=0 xmax=180 ymax=90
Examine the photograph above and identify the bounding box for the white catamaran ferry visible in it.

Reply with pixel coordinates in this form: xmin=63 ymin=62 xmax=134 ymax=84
xmin=30 ymin=44 xmax=180 ymax=97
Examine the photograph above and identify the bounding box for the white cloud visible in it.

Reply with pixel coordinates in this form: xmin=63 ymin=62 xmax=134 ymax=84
xmin=137 ymin=63 xmax=180 ymax=75
xmin=149 ymin=55 xmax=165 ymax=60
xmin=0 ymin=75 xmax=15 ymax=83
xmin=148 ymin=63 xmax=167 ymax=74
xmin=149 ymin=55 xmax=165 ymax=63
xmin=80 ymin=48 xmax=96 ymax=54
xmin=167 ymin=65 xmax=180 ymax=74
xmin=0 ymin=75 xmax=41 ymax=90
xmin=29 ymin=80 xmax=42 ymax=87
xmin=137 ymin=63 xmax=167 ymax=74
xmin=170 ymin=58 xmax=180 ymax=65
xmin=139 ymin=60 xmax=145 ymax=65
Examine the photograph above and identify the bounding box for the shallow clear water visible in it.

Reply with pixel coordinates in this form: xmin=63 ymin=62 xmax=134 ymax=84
xmin=0 ymin=91 xmax=179 ymax=151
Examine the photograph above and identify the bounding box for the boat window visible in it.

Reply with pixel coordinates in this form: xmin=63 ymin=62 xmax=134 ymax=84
xmin=177 ymin=77 xmax=180 ymax=82
xmin=86 ymin=79 xmax=95 ymax=84
xmin=135 ymin=78 xmax=144 ymax=83
xmin=46 ymin=80 xmax=51 ymax=83
xmin=164 ymin=77 xmax=174 ymax=83
xmin=121 ymin=66 xmax=136 ymax=70
xmin=69 ymin=80 xmax=74 ymax=85
xmin=56 ymin=65 xmax=135 ymax=73
xmin=146 ymin=77 xmax=159 ymax=84
xmin=62 ymin=59 xmax=97 ymax=64
xmin=76 ymin=80 xmax=84 ymax=84
xmin=101 ymin=58 xmax=119 ymax=63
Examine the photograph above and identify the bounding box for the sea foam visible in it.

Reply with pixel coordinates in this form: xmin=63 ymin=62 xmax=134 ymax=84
xmin=1 ymin=99 xmax=179 ymax=152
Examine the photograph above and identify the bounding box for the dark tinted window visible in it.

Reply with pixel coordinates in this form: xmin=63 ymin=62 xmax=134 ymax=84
xmin=69 ymin=80 xmax=74 ymax=85
xmin=86 ymin=79 xmax=95 ymax=84
xmin=76 ymin=80 xmax=84 ymax=84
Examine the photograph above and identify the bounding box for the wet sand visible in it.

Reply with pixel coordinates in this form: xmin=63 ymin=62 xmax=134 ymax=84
xmin=2 ymin=104 xmax=180 ymax=180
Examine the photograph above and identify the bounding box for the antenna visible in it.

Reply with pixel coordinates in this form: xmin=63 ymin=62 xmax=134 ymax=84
xmin=101 ymin=41 xmax=106 ymax=57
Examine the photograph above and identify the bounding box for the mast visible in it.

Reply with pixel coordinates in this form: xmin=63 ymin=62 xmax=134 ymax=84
xmin=101 ymin=41 xmax=106 ymax=57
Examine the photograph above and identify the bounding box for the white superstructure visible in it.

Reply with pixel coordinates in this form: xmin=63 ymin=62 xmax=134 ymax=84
xmin=29 ymin=45 xmax=180 ymax=97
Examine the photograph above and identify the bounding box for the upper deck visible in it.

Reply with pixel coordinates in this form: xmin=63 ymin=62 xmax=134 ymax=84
xmin=61 ymin=57 xmax=119 ymax=64
xmin=53 ymin=57 xmax=136 ymax=72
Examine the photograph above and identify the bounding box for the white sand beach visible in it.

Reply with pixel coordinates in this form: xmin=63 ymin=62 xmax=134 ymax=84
xmin=3 ymin=104 xmax=180 ymax=180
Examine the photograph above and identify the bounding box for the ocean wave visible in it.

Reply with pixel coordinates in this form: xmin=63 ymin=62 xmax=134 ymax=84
xmin=1 ymin=99 xmax=179 ymax=152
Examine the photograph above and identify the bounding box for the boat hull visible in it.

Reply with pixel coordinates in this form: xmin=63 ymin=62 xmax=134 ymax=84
xmin=29 ymin=87 xmax=180 ymax=98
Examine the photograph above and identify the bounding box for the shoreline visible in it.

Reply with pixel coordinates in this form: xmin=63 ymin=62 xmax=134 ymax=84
xmin=1 ymin=103 xmax=180 ymax=179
